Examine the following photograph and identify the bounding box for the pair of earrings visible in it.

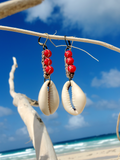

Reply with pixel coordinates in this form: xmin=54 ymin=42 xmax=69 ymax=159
xmin=37 ymin=38 xmax=86 ymax=116
xmin=38 ymin=48 xmax=86 ymax=116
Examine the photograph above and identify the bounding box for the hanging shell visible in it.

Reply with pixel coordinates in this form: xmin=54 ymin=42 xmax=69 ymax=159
xmin=61 ymin=80 xmax=86 ymax=115
xmin=38 ymin=80 xmax=59 ymax=116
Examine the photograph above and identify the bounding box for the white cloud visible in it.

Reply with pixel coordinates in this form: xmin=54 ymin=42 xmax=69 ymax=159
xmin=8 ymin=137 xmax=15 ymax=141
xmin=95 ymin=99 xmax=120 ymax=109
xmin=112 ymin=113 xmax=119 ymax=119
xmin=16 ymin=126 xmax=28 ymax=136
xmin=86 ymin=96 xmax=93 ymax=107
xmin=85 ymin=94 xmax=120 ymax=110
xmin=25 ymin=0 xmax=56 ymax=22
xmin=91 ymin=95 xmax=100 ymax=99
xmin=0 ymin=122 xmax=4 ymax=127
xmin=91 ymin=69 xmax=120 ymax=88
xmin=25 ymin=0 xmax=120 ymax=37
xmin=84 ymin=95 xmax=120 ymax=109
xmin=0 ymin=121 xmax=7 ymax=131
xmin=2 ymin=134 xmax=7 ymax=138
xmin=0 ymin=106 xmax=13 ymax=117
xmin=65 ymin=115 xmax=89 ymax=130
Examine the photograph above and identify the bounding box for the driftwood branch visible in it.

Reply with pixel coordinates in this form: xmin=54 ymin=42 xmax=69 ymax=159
xmin=8 ymin=57 xmax=39 ymax=106
xmin=8 ymin=57 xmax=18 ymax=99
xmin=116 ymin=113 xmax=120 ymax=141
xmin=0 ymin=25 xmax=120 ymax=53
xmin=9 ymin=57 xmax=57 ymax=160
xmin=0 ymin=0 xmax=44 ymax=19
xmin=24 ymin=95 xmax=39 ymax=107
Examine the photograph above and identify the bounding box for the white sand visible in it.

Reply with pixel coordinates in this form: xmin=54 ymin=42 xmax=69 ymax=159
xmin=28 ymin=146 xmax=120 ymax=160
xmin=57 ymin=147 xmax=120 ymax=160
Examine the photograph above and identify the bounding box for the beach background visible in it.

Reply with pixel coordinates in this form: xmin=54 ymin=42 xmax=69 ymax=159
xmin=1 ymin=0 xmax=120 ymax=159
xmin=0 ymin=133 xmax=120 ymax=160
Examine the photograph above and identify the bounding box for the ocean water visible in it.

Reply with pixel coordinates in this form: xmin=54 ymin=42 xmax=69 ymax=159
xmin=0 ymin=133 xmax=120 ymax=160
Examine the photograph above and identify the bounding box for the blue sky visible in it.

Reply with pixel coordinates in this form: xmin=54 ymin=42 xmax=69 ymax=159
xmin=0 ymin=0 xmax=120 ymax=152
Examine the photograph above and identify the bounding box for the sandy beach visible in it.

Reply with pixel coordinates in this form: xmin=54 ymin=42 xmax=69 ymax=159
xmin=57 ymin=147 xmax=120 ymax=160
xmin=28 ymin=146 xmax=120 ymax=160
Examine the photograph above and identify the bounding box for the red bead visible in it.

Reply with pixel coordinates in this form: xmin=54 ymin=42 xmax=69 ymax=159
xmin=65 ymin=50 xmax=72 ymax=58
xmin=44 ymin=49 xmax=52 ymax=57
xmin=68 ymin=65 xmax=76 ymax=73
xmin=45 ymin=66 xmax=54 ymax=74
xmin=44 ymin=58 xmax=52 ymax=66
xmin=66 ymin=57 xmax=74 ymax=65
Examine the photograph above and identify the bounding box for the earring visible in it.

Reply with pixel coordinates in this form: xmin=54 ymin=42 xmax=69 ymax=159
xmin=38 ymin=37 xmax=59 ymax=116
xmin=61 ymin=40 xmax=86 ymax=116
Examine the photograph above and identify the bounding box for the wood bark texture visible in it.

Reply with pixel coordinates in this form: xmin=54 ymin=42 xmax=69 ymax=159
xmin=0 ymin=0 xmax=44 ymax=19
xmin=0 ymin=25 xmax=120 ymax=53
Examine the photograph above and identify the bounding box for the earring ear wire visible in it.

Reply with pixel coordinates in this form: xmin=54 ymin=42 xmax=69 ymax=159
xmin=38 ymin=37 xmax=48 ymax=50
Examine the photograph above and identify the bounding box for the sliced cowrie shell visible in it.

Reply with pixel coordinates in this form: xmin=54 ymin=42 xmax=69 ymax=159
xmin=62 ymin=80 xmax=86 ymax=115
xmin=38 ymin=80 xmax=59 ymax=116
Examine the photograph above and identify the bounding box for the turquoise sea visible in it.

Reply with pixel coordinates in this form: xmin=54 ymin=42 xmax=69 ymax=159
xmin=0 ymin=133 xmax=120 ymax=160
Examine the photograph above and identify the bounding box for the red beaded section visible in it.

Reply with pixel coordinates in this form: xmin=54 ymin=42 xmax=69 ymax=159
xmin=66 ymin=57 xmax=74 ymax=65
xmin=44 ymin=58 xmax=52 ymax=66
xmin=44 ymin=49 xmax=52 ymax=57
xmin=45 ymin=66 xmax=54 ymax=74
xmin=41 ymin=49 xmax=54 ymax=79
xmin=64 ymin=50 xmax=76 ymax=79
xmin=64 ymin=50 xmax=72 ymax=58
xmin=68 ymin=65 xmax=76 ymax=73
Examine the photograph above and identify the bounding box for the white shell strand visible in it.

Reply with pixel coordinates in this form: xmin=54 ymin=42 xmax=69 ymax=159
xmin=61 ymin=80 xmax=86 ymax=115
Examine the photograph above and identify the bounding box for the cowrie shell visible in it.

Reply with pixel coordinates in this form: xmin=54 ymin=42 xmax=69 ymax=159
xmin=62 ymin=80 xmax=86 ymax=115
xmin=38 ymin=80 xmax=59 ymax=116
